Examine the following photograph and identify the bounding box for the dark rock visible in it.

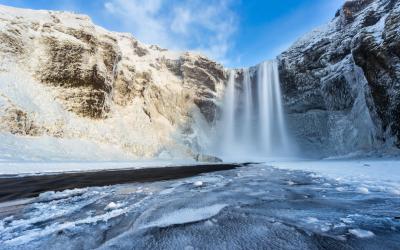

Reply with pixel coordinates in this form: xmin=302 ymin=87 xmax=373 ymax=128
xmin=195 ymin=154 xmax=223 ymax=163
xmin=194 ymin=98 xmax=218 ymax=123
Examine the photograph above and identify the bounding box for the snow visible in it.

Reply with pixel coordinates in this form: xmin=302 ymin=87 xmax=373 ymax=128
xmin=0 ymin=159 xmax=201 ymax=175
xmin=356 ymin=187 xmax=370 ymax=194
xmin=336 ymin=187 xmax=346 ymax=192
xmin=287 ymin=180 xmax=295 ymax=186
xmin=0 ymin=131 xmax=200 ymax=175
xmin=141 ymin=204 xmax=227 ymax=229
xmin=0 ymin=133 xmax=133 ymax=163
xmin=193 ymin=181 xmax=203 ymax=187
xmin=366 ymin=14 xmax=388 ymax=44
xmin=304 ymin=217 xmax=319 ymax=224
xmin=268 ymin=159 xmax=400 ymax=194
xmin=38 ymin=188 xmax=88 ymax=202
xmin=340 ymin=217 xmax=354 ymax=224
xmin=349 ymin=229 xmax=375 ymax=238
xmin=104 ymin=202 xmax=121 ymax=210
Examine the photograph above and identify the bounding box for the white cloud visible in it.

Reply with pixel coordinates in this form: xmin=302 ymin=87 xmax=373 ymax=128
xmin=170 ymin=6 xmax=192 ymax=34
xmin=103 ymin=0 xmax=238 ymax=64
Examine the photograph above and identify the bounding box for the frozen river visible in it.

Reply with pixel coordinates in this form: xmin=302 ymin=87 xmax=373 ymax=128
xmin=0 ymin=162 xmax=399 ymax=249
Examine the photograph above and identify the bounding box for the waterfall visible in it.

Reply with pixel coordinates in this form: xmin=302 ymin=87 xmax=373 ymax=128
xmin=217 ymin=60 xmax=293 ymax=159
xmin=221 ymin=70 xmax=237 ymax=151
xmin=241 ymin=68 xmax=253 ymax=145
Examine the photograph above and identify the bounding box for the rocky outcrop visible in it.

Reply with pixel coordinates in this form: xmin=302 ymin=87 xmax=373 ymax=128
xmin=0 ymin=5 xmax=226 ymax=160
xmin=0 ymin=108 xmax=41 ymax=136
xmin=278 ymin=0 xmax=400 ymax=156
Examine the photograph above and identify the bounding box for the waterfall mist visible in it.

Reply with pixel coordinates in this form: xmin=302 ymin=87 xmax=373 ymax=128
xmin=215 ymin=60 xmax=294 ymax=160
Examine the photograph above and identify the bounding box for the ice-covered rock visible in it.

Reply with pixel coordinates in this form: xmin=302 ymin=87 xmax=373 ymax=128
xmin=278 ymin=0 xmax=400 ymax=157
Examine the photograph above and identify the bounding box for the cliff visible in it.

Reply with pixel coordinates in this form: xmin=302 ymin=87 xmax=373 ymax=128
xmin=278 ymin=0 xmax=400 ymax=156
xmin=0 ymin=5 xmax=225 ymax=160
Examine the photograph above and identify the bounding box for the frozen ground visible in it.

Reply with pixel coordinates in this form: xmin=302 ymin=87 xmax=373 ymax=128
xmin=0 ymin=161 xmax=399 ymax=249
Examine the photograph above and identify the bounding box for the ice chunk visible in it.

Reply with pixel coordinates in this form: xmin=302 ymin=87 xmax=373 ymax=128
xmin=389 ymin=188 xmax=400 ymax=195
xmin=340 ymin=217 xmax=354 ymax=224
xmin=104 ymin=202 xmax=120 ymax=210
xmin=287 ymin=180 xmax=295 ymax=186
xmin=336 ymin=187 xmax=346 ymax=192
xmin=349 ymin=229 xmax=375 ymax=238
xmin=141 ymin=204 xmax=227 ymax=229
xmin=38 ymin=188 xmax=88 ymax=202
xmin=193 ymin=181 xmax=203 ymax=187
xmin=356 ymin=187 xmax=369 ymax=194
xmin=304 ymin=217 xmax=319 ymax=224
xmin=159 ymin=188 xmax=175 ymax=195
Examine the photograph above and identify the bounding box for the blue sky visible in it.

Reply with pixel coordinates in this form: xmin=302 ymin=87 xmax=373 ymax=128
xmin=0 ymin=0 xmax=344 ymax=67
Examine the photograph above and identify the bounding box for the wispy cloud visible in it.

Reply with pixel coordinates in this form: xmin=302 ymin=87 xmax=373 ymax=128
xmin=104 ymin=0 xmax=238 ymax=64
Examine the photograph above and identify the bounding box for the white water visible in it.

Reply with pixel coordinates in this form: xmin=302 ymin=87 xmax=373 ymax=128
xmin=217 ymin=61 xmax=293 ymax=159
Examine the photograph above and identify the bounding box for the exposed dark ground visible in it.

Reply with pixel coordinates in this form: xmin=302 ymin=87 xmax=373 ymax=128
xmin=0 ymin=163 xmax=242 ymax=202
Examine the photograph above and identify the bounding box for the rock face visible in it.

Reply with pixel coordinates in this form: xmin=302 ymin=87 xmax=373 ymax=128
xmin=278 ymin=0 xmax=400 ymax=156
xmin=0 ymin=5 xmax=226 ymax=160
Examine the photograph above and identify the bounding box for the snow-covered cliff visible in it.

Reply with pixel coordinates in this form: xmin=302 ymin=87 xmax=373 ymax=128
xmin=0 ymin=5 xmax=226 ymax=161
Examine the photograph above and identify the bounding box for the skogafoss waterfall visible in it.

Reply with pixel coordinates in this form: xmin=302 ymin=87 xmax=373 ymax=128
xmin=216 ymin=60 xmax=293 ymax=159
